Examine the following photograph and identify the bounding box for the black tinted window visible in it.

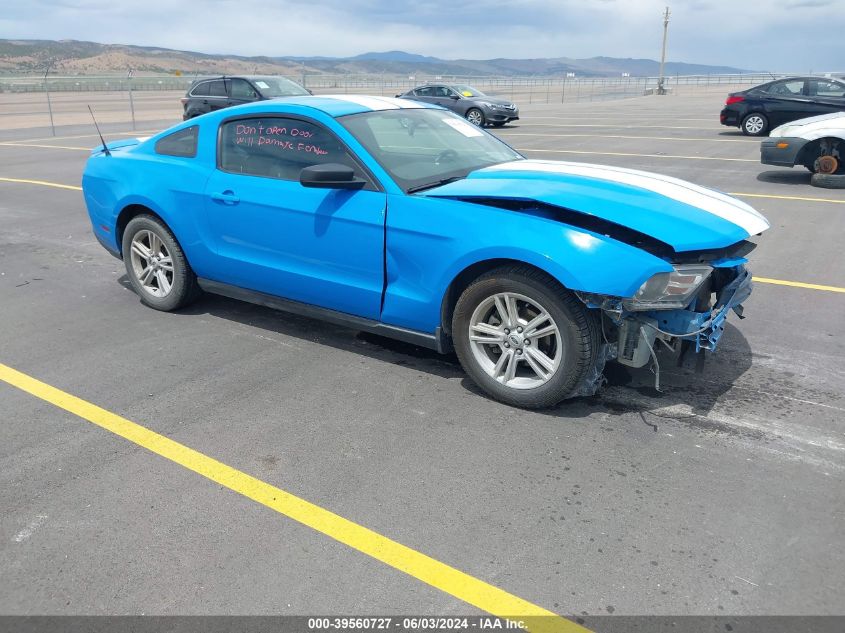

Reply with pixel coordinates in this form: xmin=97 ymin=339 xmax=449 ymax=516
xmin=155 ymin=126 xmax=198 ymax=158
xmin=810 ymin=79 xmax=845 ymax=98
xmin=208 ymin=80 xmax=227 ymax=97
xmin=764 ymin=80 xmax=804 ymax=96
xmin=230 ymin=79 xmax=258 ymax=100
xmin=415 ymin=87 xmax=434 ymax=97
xmin=219 ymin=117 xmax=363 ymax=182
xmin=191 ymin=81 xmax=211 ymax=97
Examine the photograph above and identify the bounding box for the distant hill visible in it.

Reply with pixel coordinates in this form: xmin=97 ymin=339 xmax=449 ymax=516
xmin=0 ymin=39 xmax=751 ymax=77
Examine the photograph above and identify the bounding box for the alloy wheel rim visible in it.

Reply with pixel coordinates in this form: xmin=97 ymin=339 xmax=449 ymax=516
xmin=467 ymin=110 xmax=483 ymax=126
xmin=745 ymin=116 xmax=764 ymax=134
xmin=129 ymin=230 xmax=174 ymax=298
xmin=468 ymin=292 xmax=562 ymax=389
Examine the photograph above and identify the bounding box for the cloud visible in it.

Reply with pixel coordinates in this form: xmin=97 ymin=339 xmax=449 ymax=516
xmin=1 ymin=0 xmax=843 ymax=71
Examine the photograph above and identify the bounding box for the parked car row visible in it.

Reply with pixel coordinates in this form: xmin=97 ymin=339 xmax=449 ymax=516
xmin=182 ymin=76 xmax=521 ymax=128
xmin=714 ymin=76 xmax=845 ymax=185
xmin=720 ymin=75 xmax=845 ymax=136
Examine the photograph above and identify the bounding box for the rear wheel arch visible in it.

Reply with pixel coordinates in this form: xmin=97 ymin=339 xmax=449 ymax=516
xmin=116 ymin=204 xmax=168 ymax=252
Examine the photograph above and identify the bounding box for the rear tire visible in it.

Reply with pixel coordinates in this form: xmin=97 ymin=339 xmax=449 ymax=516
xmin=741 ymin=113 xmax=768 ymax=136
xmin=810 ymin=173 xmax=845 ymax=189
xmin=452 ymin=266 xmax=600 ymax=409
xmin=122 ymin=215 xmax=201 ymax=311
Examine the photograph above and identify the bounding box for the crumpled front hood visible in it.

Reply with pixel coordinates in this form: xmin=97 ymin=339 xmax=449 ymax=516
xmin=422 ymin=160 xmax=770 ymax=252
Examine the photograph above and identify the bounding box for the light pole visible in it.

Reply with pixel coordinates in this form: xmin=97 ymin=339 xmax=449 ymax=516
xmin=657 ymin=6 xmax=670 ymax=95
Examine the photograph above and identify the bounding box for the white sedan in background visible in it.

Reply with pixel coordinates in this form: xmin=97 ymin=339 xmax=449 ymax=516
xmin=761 ymin=112 xmax=845 ymax=188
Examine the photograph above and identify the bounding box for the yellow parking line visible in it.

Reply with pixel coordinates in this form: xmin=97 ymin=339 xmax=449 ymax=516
xmin=730 ymin=192 xmax=845 ymax=204
xmin=516 ymin=123 xmax=719 ymax=130
xmin=3 ymin=176 xmax=841 ymax=295
xmin=0 ymin=142 xmax=89 ymax=151
xmin=0 ymin=363 xmax=586 ymax=633
xmin=755 ymin=278 xmax=845 ymax=293
xmin=0 ymin=177 xmax=81 ymax=191
xmin=500 ymin=132 xmax=755 ymax=144
xmin=5 ymin=129 xmax=161 ymax=144
xmin=519 ymin=148 xmax=757 ymax=162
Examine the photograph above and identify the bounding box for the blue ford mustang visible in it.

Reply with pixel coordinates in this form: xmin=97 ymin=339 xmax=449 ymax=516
xmin=82 ymin=95 xmax=769 ymax=408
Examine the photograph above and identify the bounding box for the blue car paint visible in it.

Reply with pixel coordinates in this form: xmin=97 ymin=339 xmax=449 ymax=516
xmin=380 ymin=194 xmax=671 ymax=333
xmin=424 ymin=173 xmax=748 ymax=252
xmin=81 ymin=96 xmax=763 ymax=346
xmin=203 ymin=170 xmax=387 ymax=319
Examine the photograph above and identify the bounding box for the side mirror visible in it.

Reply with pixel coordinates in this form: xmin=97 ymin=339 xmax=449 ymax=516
xmin=449 ymin=94 xmax=460 ymax=100
xmin=300 ymin=164 xmax=366 ymax=189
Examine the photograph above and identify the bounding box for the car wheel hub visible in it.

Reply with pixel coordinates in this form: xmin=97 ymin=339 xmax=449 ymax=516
xmin=468 ymin=292 xmax=562 ymax=390
xmin=816 ymin=155 xmax=839 ymax=175
xmin=130 ymin=230 xmax=174 ymax=298
xmin=745 ymin=116 xmax=764 ymax=133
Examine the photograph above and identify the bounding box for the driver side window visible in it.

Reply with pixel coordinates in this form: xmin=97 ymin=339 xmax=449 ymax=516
xmin=229 ymin=79 xmax=258 ymax=100
xmin=218 ymin=117 xmax=368 ymax=184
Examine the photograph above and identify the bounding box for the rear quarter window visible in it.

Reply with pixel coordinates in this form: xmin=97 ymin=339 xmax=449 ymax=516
xmin=155 ymin=126 xmax=198 ymax=158
xmin=208 ymin=80 xmax=227 ymax=97
xmin=191 ymin=81 xmax=211 ymax=97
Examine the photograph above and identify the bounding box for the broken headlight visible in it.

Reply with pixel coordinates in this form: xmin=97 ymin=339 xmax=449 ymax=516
xmin=623 ymin=264 xmax=712 ymax=311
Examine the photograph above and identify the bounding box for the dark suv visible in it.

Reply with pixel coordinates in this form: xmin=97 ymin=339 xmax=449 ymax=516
xmin=181 ymin=75 xmax=310 ymax=120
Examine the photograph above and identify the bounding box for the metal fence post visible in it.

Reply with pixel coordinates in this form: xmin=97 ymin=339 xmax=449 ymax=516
xmin=127 ymin=69 xmax=136 ymax=131
xmin=43 ymin=63 xmax=56 ymax=136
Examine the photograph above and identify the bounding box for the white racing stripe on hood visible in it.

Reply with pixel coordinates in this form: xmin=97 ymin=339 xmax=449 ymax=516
xmin=485 ymin=160 xmax=770 ymax=236
xmin=320 ymin=95 xmax=424 ymax=111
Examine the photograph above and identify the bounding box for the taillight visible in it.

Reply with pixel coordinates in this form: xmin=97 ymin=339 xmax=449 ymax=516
xmin=180 ymin=98 xmax=189 ymax=105
xmin=725 ymin=95 xmax=744 ymax=105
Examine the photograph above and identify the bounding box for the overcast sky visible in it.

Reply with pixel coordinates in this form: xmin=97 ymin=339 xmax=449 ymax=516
xmin=2 ymin=0 xmax=843 ymax=71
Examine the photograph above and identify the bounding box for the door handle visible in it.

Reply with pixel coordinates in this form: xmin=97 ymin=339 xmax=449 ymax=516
xmin=211 ymin=191 xmax=240 ymax=204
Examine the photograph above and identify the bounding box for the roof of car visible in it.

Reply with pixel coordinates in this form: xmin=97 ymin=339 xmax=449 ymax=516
xmin=224 ymin=94 xmax=438 ymax=118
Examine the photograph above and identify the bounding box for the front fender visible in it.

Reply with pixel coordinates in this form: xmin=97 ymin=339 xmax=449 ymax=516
xmin=381 ymin=194 xmax=672 ymax=333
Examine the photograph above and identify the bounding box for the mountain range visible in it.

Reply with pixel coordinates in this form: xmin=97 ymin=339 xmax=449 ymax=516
xmin=0 ymin=39 xmax=750 ymax=77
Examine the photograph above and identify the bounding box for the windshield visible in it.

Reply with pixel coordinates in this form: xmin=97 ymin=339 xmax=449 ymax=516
xmin=453 ymin=85 xmax=487 ymax=98
xmin=339 ymin=108 xmax=522 ymax=193
xmin=252 ymin=77 xmax=309 ymax=97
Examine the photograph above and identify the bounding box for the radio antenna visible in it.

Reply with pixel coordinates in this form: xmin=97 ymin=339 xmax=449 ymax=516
xmin=87 ymin=105 xmax=110 ymax=156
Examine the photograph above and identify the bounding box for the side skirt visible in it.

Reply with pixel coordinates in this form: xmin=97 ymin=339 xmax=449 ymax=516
xmin=197 ymin=278 xmax=450 ymax=353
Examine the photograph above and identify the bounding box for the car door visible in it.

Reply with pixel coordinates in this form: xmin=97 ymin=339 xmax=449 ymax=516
xmin=411 ymin=86 xmax=439 ymax=105
xmin=227 ymin=78 xmax=260 ymax=108
xmin=432 ymin=86 xmax=462 ymax=114
xmin=758 ymin=79 xmax=810 ymax=127
xmin=805 ymin=79 xmax=845 ymax=116
xmin=203 ymin=79 xmax=230 ymax=113
xmin=203 ymin=115 xmax=386 ymax=319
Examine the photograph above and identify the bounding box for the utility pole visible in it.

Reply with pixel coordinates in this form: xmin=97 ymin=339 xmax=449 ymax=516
xmin=657 ymin=6 xmax=670 ymax=95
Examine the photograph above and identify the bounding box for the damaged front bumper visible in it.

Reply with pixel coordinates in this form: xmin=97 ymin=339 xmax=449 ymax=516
xmin=576 ymin=263 xmax=753 ymax=393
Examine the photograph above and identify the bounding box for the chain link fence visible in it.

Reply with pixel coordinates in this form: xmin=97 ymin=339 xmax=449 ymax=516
xmin=2 ymin=72 xmax=841 ymax=134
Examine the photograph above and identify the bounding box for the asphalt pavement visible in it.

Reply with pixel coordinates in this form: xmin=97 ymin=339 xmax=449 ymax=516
xmin=1 ymin=93 xmax=843 ymax=623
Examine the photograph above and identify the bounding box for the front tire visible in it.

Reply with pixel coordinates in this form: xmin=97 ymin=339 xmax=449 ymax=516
xmin=741 ymin=113 xmax=768 ymax=136
xmin=452 ymin=266 xmax=600 ymax=409
xmin=465 ymin=108 xmax=485 ymax=127
xmin=122 ymin=215 xmax=201 ymax=311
